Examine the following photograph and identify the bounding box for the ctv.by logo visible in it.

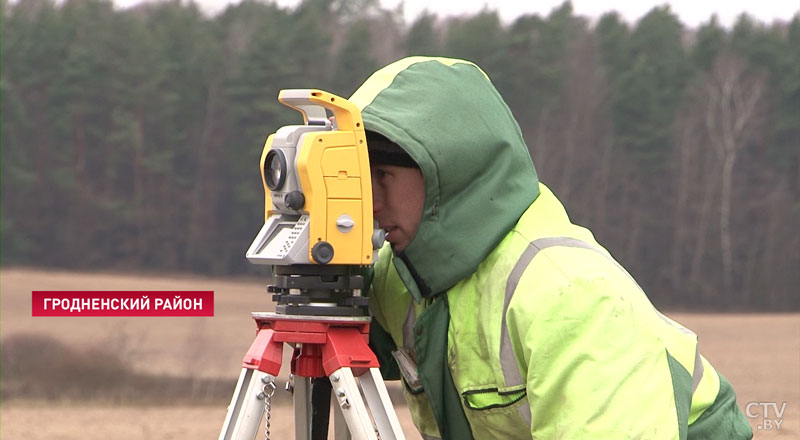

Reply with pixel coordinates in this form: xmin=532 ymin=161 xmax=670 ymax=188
xmin=745 ymin=401 xmax=787 ymax=430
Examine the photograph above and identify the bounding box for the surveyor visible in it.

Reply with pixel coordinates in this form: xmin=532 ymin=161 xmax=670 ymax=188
xmin=352 ymin=57 xmax=753 ymax=439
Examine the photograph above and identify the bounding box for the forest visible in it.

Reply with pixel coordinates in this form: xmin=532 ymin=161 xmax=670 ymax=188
xmin=2 ymin=0 xmax=798 ymax=310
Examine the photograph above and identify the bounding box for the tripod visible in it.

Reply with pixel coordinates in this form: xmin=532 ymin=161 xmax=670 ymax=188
xmin=218 ymin=268 xmax=406 ymax=440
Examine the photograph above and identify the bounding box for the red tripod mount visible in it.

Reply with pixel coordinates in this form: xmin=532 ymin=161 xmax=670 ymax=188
xmin=241 ymin=314 xmax=379 ymax=379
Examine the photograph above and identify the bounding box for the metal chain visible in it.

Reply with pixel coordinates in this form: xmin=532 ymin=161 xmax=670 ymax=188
xmin=257 ymin=375 xmax=277 ymax=440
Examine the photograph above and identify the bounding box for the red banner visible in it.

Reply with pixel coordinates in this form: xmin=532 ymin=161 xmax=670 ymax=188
xmin=32 ymin=291 xmax=214 ymax=317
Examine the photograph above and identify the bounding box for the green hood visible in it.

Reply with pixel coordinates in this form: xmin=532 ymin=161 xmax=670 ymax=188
xmin=351 ymin=57 xmax=539 ymax=298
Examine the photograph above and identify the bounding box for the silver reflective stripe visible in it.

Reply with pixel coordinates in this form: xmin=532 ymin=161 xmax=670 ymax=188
xmin=402 ymin=300 xmax=416 ymax=351
xmin=500 ymin=244 xmax=537 ymax=387
xmin=657 ymin=312 xmax=705 ymax=393
xmin=500 ymin=237 xmax=607 ymax=388
xmin=518 ymin=402 xmax=532 ymax=426
xmin=692 ymin=345 xmax=704 ymax=393
xmin=656 ymin=311 xmax=694 ymax=335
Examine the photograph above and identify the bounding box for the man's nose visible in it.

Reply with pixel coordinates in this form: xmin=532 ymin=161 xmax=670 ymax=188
xmin=371 ymin=179 xmax=384 ymax=214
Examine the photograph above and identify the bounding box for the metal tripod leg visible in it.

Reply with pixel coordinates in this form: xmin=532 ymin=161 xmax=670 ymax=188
xmin=219 ymin=368 xmax=275 ymax=440
xmin=293 ymin=376 xmax=338 ymax=440
xmin=293 ymin=376 xmax=312 ymax=440
xmin=333 ymin=400 xmax=349 ymax=440
xmin=329 ymin=367 xmax=405 ymax=440
xmin=360 ymin=368 xmax=405 ymax=440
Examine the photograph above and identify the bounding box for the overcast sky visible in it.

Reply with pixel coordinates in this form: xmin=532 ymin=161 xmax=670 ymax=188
xmin=110 ymin=0 xmax=799 ymax=28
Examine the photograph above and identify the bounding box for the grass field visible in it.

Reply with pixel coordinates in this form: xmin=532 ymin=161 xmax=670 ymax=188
xmin=1 ymin=267 xmax=797 ymax=439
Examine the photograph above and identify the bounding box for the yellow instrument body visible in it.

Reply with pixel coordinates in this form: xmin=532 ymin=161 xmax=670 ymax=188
xmin=258 ymin=90 xmax=374 ymax=265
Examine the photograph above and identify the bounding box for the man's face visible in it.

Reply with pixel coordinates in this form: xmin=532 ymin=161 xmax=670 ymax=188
xmin=371 ymin=164 xmax=425 ymax=252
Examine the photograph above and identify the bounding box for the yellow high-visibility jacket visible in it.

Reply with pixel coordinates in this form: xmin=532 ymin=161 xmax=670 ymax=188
xmin=369 ymin=184 xmax=753 ymax=439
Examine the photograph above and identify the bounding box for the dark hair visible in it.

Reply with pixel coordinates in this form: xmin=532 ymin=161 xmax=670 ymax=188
xmin=366 ymin=131 xmax=418 ymax=168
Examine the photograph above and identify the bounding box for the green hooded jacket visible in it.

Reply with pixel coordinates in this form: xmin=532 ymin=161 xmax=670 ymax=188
xmin=351 ymin=57 xmax=753 ymax=439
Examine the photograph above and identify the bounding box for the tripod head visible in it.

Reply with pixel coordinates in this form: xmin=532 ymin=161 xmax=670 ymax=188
xmin=245 ymin=90 xmax=384 ymax=316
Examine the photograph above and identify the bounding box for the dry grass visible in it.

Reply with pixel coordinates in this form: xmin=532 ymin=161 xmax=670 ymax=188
xmin=2 ymin=268 xmax=798 ymax=439
xmin=1 ymin=402 xmax=421 ymax=440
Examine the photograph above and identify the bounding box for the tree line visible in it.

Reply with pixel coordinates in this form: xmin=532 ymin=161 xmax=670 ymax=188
xmin=2 ymin=0 xmax=798 ymax=310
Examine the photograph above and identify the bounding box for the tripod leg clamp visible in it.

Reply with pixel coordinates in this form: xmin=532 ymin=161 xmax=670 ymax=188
xmin=322 ymin=327 xmax=379 ymax=376
xmin=242 ymin=328 xmax=283 ymax=375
